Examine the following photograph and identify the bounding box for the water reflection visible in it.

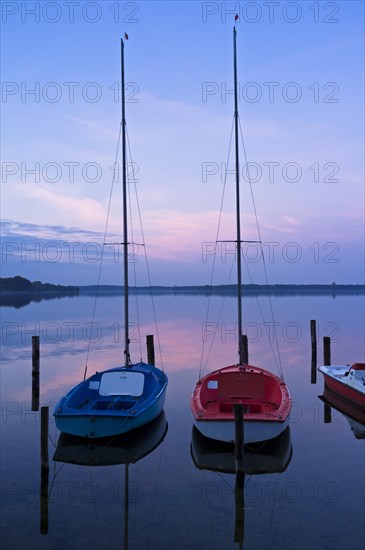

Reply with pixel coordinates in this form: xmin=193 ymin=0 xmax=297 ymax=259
xmin=191 ymin=427 xmax=292 ymax=548
xmin=0 ymin=291 xmax=78 ymax=309
xmin=318 ymin=388 xmax=365 ymax=440
xmin=53 ymin=411 xmax=168 ymax=466
xmin=51 ymin=412 xmax=168 ymax=549
xmin=1 ymin=293 xmax=365 ymax=549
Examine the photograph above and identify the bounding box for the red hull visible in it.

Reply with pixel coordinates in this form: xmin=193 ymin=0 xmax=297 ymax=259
xmin=191 ymin=364 xmax=291 ymax=424
xmin=321 ymin=386 xmax=365 ymax=426
xmin=322 ymin=374 xmax=365 ymax=410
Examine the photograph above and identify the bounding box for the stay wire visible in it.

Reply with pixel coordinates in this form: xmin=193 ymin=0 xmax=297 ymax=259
xmin=125 ymin=125 xmax=164 ymax=371
xmin=83 ymin=120 xmax=123 ymax=380
xmin=238 ymin=119 xmax=284 ymax=379
xmin=199 ymin=115 xmax=235 ymax=379
xmin=146 ymin=435 xmax=166 ymax=549
xmin=125 ymin=123 xmax=143 ymax=362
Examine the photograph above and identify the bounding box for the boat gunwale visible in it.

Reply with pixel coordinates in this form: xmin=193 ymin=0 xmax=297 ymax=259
xmin=318 ymin=364 xmax=365 ymax=401
xmin=191 ymin=364 xmax=291 ymax=423
xmin=54 ymin=362 xmax=168 ymax=419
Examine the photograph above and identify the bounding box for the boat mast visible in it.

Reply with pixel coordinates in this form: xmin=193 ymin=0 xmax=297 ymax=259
xmin=121 ymin=38 xmax=131 ymax=365
xmin=233 ymin=27 xmax=244 ymax=365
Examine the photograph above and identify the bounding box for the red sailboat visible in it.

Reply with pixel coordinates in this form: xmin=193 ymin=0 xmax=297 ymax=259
xmin=190 ymin=27 xmax=292 ymax=444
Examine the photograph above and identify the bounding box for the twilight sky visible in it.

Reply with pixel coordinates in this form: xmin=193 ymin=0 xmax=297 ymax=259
xmin=1 ymin=1 xmax=364 ymax=285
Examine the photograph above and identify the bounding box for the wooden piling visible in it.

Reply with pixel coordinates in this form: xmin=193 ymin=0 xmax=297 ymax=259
xmin=324 ymin=402 xmax=332 ymax=423
xmin=32 ymin=336 xmax=40 ymax=411
xmin=146 ymin=334 xmax=155 ymax=366
xmin=310 ymin=320 xmax=317 ymax=384
xmin=323 ymin=337 xmax=331 ymax=366
xmin=234 ymin=471 xmax=245 ymax=546
xmin=241 ymin=334 xmax=248 ymax=365
xmin=234 ymin=404 xmax=244 ymax=473
xmin=124 ymin=464 xmax=129 ymax=550
xmin=40 ymin=406 xmax=49 ymax=535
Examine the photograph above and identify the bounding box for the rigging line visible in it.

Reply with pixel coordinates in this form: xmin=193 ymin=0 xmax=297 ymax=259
xmin=87 ymin=466 xmax=103 ymax=550
xmin=265 ymin=473 xmax=280 ymax=550
xmin=48 ymin=420 xmax=57 ymax=448
xmin=238 ymin=118 xmax=284 ymax=379
xmin=83 ymin=120 xmax=123 ymax=380
xmin=199 ymin=115 xmax=235 ymax=379
xmin=242 ymin=255 xmax=281 ymax=374
xmin=131 ymin=462 xmax=139 ymax=549
xmin=125 ymin=125 xmax=164 ymax=371
xmin=48 ymin=461 xmax=67 ymax=500
xmin=203 ymin=470 xmax=219 ymax=550
xmin=146 ymin=436 xmax=166 ymax=550
xmin=202 ymin=253 xmax=235 ymax=375
xmin=125 ymin=124 xmax=143 ymax=362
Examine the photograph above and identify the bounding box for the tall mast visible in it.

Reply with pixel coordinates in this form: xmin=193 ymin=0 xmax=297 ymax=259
xmin=233 ymin=27 xmax=244 ymax=365
xmin=121 ymin=38 xmax=130 ymax=365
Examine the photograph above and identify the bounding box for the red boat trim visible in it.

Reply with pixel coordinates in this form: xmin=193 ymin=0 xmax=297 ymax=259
xmin=322 ymin=374 xmax=365 ymax=410
xmin=321 ymin=386 xmax=365 ymax=426
xmin=351 ymin=363 xmax=365 ymax=371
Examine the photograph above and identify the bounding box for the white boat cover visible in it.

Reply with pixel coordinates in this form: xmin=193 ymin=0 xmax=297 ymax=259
xmin=99 ymin=371 xmax=145 ymax=396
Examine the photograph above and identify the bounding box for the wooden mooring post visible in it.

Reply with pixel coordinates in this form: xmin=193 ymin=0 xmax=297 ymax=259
xmin=233 ymin=404 xmax=244 ymax=546
xmin=324 ymin=402 xmax=332 ymax=423
xmin=310 ymin=320 xmax=317 ymax=384
xmin=241 ymin=334 xmax=248 ymax=365
xmin=233 ymin=404 xmax=244 ymax=472
xmin=32 ymin=336 xmax=40 ymax=411
xmin=323 ymin=336 xmax=331 ymax=366
xmin=146 ymin=335 xmax=155 ymax=366
xmin=234 ymin=471 xmax=245 ymax=547
xmin=40 ymin=406 xmax=49 ymax=535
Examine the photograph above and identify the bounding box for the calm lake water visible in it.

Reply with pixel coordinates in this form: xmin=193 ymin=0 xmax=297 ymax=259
xmin=1 ymin=291 xmax=364 ymax=550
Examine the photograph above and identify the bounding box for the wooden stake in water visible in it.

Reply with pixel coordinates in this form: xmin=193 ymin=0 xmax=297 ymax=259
xmin=40 ymin=406 xmax=49 ymax=535
xmin=233 ymin=403 xmax=244 ymax=546
xmin=32 ymin=336 xmax=40 ymax=411
xmin=310 ymin=320 xmax=317 ymax=384
xmin=234 ymin=404 xmax=244 ymax=472
xmin=324 ymin=402 xmax=332 ymax=423
xmin=241 ymin=335 xmax=248 ymax=365
xmin=146 ymin=334 xmax=155 ymax=366
xmin=323 ymin=336 xmax=331 ymax=366
xmin=234 ymin=471 xmax=245 ymax=547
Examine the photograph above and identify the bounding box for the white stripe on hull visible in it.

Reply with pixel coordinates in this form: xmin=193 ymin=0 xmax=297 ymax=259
xmin=192 ymin=416 xmax=290 ymax=444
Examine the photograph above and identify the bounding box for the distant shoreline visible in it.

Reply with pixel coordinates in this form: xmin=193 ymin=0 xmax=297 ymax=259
xmin=0 ymin=276 xmax=78 ymax=295
xmin=78 ymin=284 xmax=365 ymax=297
xmin=1 ymin=277 xmax=364 ymax=297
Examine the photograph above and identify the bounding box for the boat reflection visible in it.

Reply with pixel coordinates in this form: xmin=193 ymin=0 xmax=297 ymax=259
xmin=52 ymin=411 xmax=167 ymax=550
xmin=191 ymin=425 xmax=292 ymax=475
xmin=191 ymin=427 xmax=292 ymax=548
xmin=53 ymin=410 xmax=168 ymax=465
xmin=319 ymin=387 xmax=365 ymax=440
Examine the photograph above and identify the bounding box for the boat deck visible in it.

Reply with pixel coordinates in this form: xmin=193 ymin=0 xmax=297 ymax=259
xmin=72 ymin=395 xmax=138 ymax=412
xmin=203 ymin=397 xmax=279 ymax=417
xmin=191 ymin=364 xmax=289 ymax=422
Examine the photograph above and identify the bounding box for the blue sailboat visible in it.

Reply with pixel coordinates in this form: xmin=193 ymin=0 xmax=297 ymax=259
xmin=54 ymin=38 xmax=168 ymax=438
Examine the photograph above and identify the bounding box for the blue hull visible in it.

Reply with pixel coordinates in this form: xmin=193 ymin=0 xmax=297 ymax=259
xmin=54 ymin=362 xmax=167 ymax=438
